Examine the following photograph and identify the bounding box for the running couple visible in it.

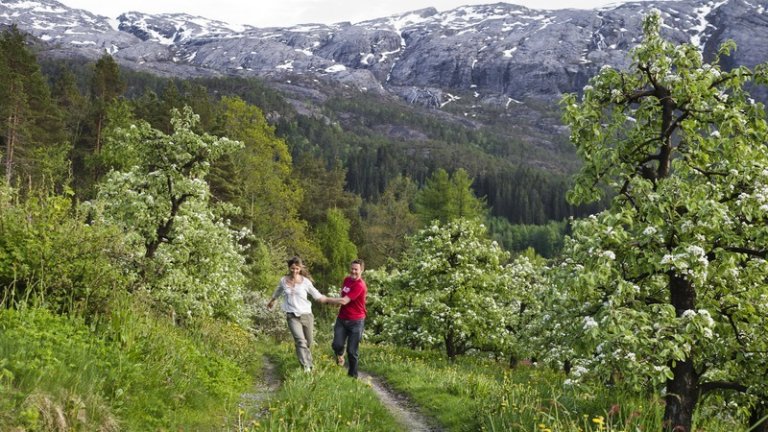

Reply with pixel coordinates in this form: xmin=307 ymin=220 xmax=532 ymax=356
xmin=267 ymin=258 xmax=367 ymax=378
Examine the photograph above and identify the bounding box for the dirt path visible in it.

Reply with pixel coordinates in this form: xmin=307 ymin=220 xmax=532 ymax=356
xmin=359 ymin=371 xmax=444 ymax=432
xmin=239 ymin=357 xmax=442 ymax=431
xmin=238 ymin=355 xmax=281 ymax=415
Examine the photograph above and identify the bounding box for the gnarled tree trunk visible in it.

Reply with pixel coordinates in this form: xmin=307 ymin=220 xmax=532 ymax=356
xmin=664 ymin=274 xmax=698 ymax=432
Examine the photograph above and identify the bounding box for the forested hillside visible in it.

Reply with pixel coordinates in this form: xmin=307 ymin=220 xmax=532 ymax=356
xmin=1 ymin=22 xmax=572 ymax=304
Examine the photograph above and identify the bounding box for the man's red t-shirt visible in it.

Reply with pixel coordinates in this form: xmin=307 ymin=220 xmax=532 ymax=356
xmin=338 ymin=276 xmax=367 ymax=320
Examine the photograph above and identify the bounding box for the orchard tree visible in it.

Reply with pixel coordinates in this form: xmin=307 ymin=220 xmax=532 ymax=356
xmin=94 ymin=106 xmax=247 ymax=321
xmin=552 ymin=11 xmax=768 ymax=431
xmin=369 ymin=218 xmax=522 ymax=360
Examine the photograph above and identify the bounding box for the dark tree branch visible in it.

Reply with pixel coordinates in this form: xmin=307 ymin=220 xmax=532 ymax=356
xmin=700 ymin=380 xmax=748 ymax=395
xmin=722 ymin=247 xmax=768 ymax=258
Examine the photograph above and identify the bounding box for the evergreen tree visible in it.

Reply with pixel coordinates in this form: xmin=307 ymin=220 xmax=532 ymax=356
xmin=50 ymin=65 xmax=88 ymax=153
xmin=295 ymin=157 xmax=363 ymax=248
xmin=0 ymin=26 xmax=67 ymax=189
xmin=414 ymin=168 xmax=486 ymax=225
xmin=89 ymin=53 xmax=125 ymax=154
xmin=361 ymin=175 xmax=419 ymax=268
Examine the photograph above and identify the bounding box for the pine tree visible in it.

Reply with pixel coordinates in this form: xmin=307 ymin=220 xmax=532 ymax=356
xmin=414 ymin=168 xmax=486 ymax=225
xmin=90 ymin=53 xmax=125 ymax=154
xmin=0 ymin=26 xmax=67 ymax=189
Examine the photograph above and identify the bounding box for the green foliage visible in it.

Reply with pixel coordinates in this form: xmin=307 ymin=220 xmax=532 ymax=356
xmin=314 ymin=208 xmax=359 ymax=290
xmin=0 ymin=184 xmax=131 ymax=315
xmin=414 ymin=168 xmax=487 ymax=225
xmin=360 ymin=175 xmax=419 ymax=269
xmin=368 ymin=218 xmax=532 ymax=359
xmin=551 ymin=10 xmax=768 ymax=430
xmin=94 ymin=106 xmax=248 ymax=321
xmin=487 ymin=217 xmax=567 ymax=258
xmin=0 ymin=300 xmax=260 ymax=431
xmin=0 ymin=307 xmax=121 ymax=431
xmin=212 ymin=96 xmax=315 ymax=258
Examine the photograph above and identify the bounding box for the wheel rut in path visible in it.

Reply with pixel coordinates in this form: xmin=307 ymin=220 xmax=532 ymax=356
xmin=359 ymin=371 xmax=445 ymax=432
xmin=239 ymin=355 xmax=281 ymax=416
xmin=240 ymin=358 xmax=443 ymax=431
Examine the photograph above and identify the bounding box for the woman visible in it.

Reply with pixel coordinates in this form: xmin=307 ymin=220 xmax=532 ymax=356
xmin=267 ymin=256 xmax=327 ymax=372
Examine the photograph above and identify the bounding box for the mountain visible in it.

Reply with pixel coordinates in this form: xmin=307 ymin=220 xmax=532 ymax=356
xmin=1 ymin=0 xmax=767 ymax=218
xmin=3 ymin=0 xmax=766 ymax=100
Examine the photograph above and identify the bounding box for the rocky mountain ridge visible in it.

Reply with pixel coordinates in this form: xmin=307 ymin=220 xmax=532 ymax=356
xmin=3 ymin=0 xmax=767 ymax=109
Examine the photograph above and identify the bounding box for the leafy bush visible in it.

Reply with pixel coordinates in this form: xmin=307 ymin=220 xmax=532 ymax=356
xmin=0 ymin=185 xmax=132 ymax=315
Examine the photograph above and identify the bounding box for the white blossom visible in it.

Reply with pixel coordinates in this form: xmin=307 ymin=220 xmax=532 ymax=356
xmin=682 ymin=309 xmax=697 ymax=319
xmin=583 ymin=316 xmax=599 ymax=330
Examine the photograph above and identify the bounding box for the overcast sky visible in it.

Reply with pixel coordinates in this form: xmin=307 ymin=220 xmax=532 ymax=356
xmin=57 ymin=0 xmax=623 ymax=28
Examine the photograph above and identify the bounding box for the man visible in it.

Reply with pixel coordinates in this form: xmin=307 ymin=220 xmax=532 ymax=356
xmin=324 ymin=259 xmax=367 ymax=378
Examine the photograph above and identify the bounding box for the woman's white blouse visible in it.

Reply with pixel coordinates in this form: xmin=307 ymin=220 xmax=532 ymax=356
xmin=271 ymin=276 xmax=323 ymax=315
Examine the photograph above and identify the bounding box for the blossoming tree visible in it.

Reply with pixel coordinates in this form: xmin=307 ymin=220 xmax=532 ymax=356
xmin=552 ymin=11 xmax=768 ymax=431
xmin=367 ymin=218 xmax=546 ymax=361
xmin=95 ymin=106 xmax=248 ymax=321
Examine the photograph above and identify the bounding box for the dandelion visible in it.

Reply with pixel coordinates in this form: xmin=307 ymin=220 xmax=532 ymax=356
xmin=592 ymin=415 xmax=605 ymax=430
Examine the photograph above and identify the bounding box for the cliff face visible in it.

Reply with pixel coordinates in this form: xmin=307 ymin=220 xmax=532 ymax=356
xmin=3 ymin=0 xmax=766 ymax=106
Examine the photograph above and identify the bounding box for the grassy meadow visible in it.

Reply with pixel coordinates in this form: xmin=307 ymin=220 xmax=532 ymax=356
xmin=1 ymin=298 xmax=755 ymax=431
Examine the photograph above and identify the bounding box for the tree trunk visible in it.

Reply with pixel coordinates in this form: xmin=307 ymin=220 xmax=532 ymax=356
xmin=664 ymin=358 xmax=698 ymax=432
xmin=750 ymin=405 xmax=768 ymax=432
xmin=664 ymin=274 xmax=698 ymax=432
xmin=445 ymin=328 xmax=457 ymax=361
xmin=5 ymin=110 xmax=19 ymax=185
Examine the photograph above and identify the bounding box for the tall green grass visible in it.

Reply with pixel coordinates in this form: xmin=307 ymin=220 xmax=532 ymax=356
xmin=362 ymin=344 xmax=745 ymax=432
xmin=247 ymin=339 xmax=406 ymax=432
xmin=0 ymin=296 xmax=263 ymax=431
xmin=2 ymin=303 xmax=753 ymax=432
